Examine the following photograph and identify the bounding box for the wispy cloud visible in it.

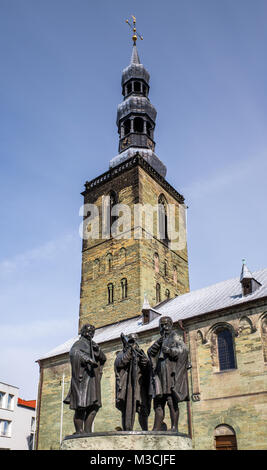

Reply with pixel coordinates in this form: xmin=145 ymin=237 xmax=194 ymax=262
xmin=0 ymin=231 xmax=77 ymax=276
xmin=0 ymin=318 xmax=76 ymax=398
xmin=182 ymin=152 xmax=267 ymax=201
xmin=0 ymin=318 xmax=75 ymax=345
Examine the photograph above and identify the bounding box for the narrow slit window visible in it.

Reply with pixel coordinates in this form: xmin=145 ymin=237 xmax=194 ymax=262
xmin=165 ymin=289 xmax=170 ymax=299
xmin=108 ymin=283 xmax=114 ymax=304
xmin=121 ymin=278 xmax=128 ymax=300
xmin=156 ymin=283 xmax=161 ymax=303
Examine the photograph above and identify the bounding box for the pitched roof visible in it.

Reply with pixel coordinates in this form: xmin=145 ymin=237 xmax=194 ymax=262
xmin=18 ymin=398 xmax=36 ymax=409
xmin=37 ymin=268 xmax=267 ymax=362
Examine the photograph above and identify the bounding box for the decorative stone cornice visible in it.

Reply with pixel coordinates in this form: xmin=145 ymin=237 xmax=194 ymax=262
xmin=82 ymin=154 xmax=185 ymax=204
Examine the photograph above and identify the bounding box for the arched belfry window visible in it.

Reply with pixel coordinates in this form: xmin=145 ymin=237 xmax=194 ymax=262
xmin=217 ymin=328 xmax=236 ymax=371
xmin=134 ymin=81 xmax=141 ymax=92
xmin=107 ymin=283 xmax=114 ymax=304
xmin=124 ymin=119 xmax=131 ymax=136
xmin=134 ymin=117 xmax=144 ymax=133
xmin=165 ymin=289 xmax=170 ymax=300
xmin=121 ymin=278 xmax=128 ymax=300
xmin=158 ymin=194 xmax=169 ymax=244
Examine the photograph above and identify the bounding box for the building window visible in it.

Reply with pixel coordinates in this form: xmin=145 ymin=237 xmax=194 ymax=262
xmin=217 ymin=328 xmax=236 ymax=371
xmin=0 ymin=420 xmax=11 ymax=437
xmin=242 ymin=280 xmax=252 ymax=296
xmin=165 ymin=289 xmax=170 ymax=299
xmin=121 ymin=278 xmax=128 ymax=300
xmin=156 ymin=283 xmax=161 ymax=303
xmin=0 ymin=392 xmax=5 ymax=408
xmin=106 ymin=253 xmax=112 ymax=272
xmin=31 ymin=417 xmax=36 ymax=433
xmin=164 ymin=261 xmax=168 ymax=277
xmin=107 ymin=283 xmax=114 ymax=304
xmin=7 ymin=394 xmax=14 ymax=410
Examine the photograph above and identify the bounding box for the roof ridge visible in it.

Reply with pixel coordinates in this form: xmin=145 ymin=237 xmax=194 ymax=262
xmin=160 ymin=267 xmax=267 ymax=308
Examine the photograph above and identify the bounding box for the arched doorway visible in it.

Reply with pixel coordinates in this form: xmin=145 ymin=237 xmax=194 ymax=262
xmin=214 ymin=425 xmax=238 ymax=450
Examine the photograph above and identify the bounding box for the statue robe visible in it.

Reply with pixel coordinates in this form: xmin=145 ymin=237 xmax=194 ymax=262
xmin=114 ymin=347 xmax=151 ymax=430
xmin=148 ymin=331 xmax=190 ymax=403
xmin=64 ymin=336 xmax=106 ymax=410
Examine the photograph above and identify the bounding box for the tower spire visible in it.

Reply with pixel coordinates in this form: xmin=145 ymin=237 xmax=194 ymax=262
xmin=130 ymin=43 xmax=140 ymax=65
xmin=109 ymin=20 xmax=167 ymax=178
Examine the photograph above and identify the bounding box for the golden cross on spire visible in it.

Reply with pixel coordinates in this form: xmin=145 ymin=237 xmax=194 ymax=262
xmin=126 ymin=15 xmax=143 ymax=45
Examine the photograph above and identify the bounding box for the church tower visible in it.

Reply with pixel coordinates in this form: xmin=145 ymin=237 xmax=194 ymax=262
xmin=78 ymin=40 xmax=189 ymax=331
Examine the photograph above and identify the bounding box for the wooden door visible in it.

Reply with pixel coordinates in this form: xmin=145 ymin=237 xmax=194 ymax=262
xmin=215 ymin=435 xmax=238 ymax=450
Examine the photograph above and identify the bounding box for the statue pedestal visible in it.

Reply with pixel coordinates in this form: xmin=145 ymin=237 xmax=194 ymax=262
xmin=61 ymin=431 xmax=192 ymax=451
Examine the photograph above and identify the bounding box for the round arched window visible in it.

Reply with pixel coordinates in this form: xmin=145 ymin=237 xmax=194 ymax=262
xmin=217 ymin=328 xmax=236 ymax=371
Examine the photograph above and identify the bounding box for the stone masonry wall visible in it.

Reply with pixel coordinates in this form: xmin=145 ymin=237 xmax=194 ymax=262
xmin=188 ymin=303 xmax=267 ymax=450
xmin=79 ymin=164 xmax=189 ymax=330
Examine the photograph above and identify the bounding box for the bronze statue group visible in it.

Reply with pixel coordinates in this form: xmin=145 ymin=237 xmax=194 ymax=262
xmin=64 ymin=317 xmax=191 ymax=435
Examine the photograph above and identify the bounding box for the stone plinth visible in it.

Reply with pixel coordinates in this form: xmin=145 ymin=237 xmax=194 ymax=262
xmin=61 ymin=431 xmax=192 ymax=451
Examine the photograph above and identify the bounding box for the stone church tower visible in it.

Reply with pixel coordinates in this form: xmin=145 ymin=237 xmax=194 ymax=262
xmin=79 ymin=44 xmax=189 ymax=330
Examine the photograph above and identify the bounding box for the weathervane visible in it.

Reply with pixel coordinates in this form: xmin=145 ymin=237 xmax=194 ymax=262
xmin=126 ymin=15 xmax=143 ymax=45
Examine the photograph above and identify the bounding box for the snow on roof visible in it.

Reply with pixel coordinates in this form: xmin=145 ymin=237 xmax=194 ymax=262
xmin=37 ymin=268 xmax=267 ymax=362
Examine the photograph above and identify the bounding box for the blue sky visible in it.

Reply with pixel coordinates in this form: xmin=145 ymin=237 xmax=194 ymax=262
xmin=0 ymin=0 xmax=266 ymax=399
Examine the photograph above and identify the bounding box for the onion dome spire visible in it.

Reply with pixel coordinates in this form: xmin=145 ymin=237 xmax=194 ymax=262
xmin=109 ymin=19 xmax=167 ymax=178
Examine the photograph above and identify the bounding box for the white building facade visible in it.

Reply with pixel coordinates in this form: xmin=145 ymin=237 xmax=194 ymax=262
xmin=0 ymin=382 xmax=35 ymax=450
